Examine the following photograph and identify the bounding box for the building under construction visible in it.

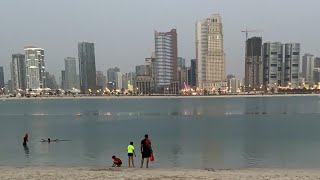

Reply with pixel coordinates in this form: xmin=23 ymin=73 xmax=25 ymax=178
xmin=244 ymin=37 xmax=263 ymax=90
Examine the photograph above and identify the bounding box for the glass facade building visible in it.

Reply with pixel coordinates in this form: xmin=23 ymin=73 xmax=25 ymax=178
xmin=154 ymin=29 xmax=178 ymax=88
xmin=11 ymin=54 xmax=26 ymax=91
xmin=78 ymin=42 xmax=96 ymax=93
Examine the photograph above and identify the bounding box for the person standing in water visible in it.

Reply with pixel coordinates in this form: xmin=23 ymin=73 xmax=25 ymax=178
xmin=127 ymin=142 xmax=136 ymax=167
xmin=23 ymin=132 xmax=28 ymax=146
xmin=140 ymin=134 xmax=153 ymax=168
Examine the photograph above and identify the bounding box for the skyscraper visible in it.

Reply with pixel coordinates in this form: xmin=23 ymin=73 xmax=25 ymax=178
xmin=262 ymin=42 xmax=283 ymax=87
xmin=262 ymin=42 xmax=300 ymax=88
xmin=96 ymin=71 xmax=107 ymax=89
xmin=188 ymin=59 xmax=196 ymax=87
xmin=136 ymin=65 xmax=146 ymax=76
xmin=245 ymin=37 xmax=263 ymax=89
xmin=122 ymin=74 xmax=128 ymax=90
xmin=177 ymin=57 xmax=186 ymax=68
xmin=107 ymin=67 xmax=120 ymax=90
xmin=302 ymin=54 xmax=315 ymax=83
xmin=154 ymin=29 xmax=178 ymax=89
xmin=177 ymin=57 xmax=187 ymax=88
xmin=115 ymin=71 xmax=122 ymax=89
xmin=64 ymin=57 xmax=78 ymax=90
xmin=226 ymin=74 xmax=236 ymax=92
xmin=315 ymin=57 xmax=320 ymax=68
xmin=46 ymin=72 xmax=57 ymax=90
xmin=313 ymin=68 xmax=320 ymax=84
xmin=78 ymin=42 xmax=96 ymax=93
xmin=196 ymin=14 xmax=225 ymax=90
xmin=145 ymin=55 xmax=156 ymax=77
xmin=0 ymin=67 xmax=4 ymax=89
xmin=284 ymin=43 xmax=300 ymax=88
xmin=61 ymin=70 xmax=66 ymax=90
xmin=25 ymin=46 xmax=46 ymax=89
xmin=11 ymin=54 xmax=26 ymax=91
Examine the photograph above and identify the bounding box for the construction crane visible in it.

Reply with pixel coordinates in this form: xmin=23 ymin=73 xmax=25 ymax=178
xmin=241 ymin=29 xmax=262 ymax=41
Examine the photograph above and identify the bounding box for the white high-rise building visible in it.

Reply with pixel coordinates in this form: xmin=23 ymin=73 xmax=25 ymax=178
xmin=262 ymin=42 xmax=300 ymax=88
xmin=115 ymin=71 xmax=122 ymax=89
xmin=262 ymin=42 xmax=283 ymax=88
xmin=25 ymin=46 xmax=45 ymax=89
xmin=154 ymin=29 xmax=178 ymax=88
xmin=302 ymin=53 xmax=315 ymax=83
xmin=284 ymin=43 xmax=300 ymax=88
xmin=196 ymin=14 xmax=225 ymax=90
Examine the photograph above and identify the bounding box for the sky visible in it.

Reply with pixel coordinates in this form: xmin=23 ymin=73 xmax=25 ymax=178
xmin=0 ymin=0 xmax=320 ymax=82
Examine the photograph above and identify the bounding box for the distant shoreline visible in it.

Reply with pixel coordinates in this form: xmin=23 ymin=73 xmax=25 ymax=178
xmin=0 ymin=93 xmax=319 ymax=101
xmin=1 ymin=166 xmax=320 ymax=179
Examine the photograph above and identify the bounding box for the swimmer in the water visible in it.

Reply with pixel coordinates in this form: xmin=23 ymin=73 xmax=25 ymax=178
xmin=41 ymin=138 xmax=70 ymax=142
xmin=41 ymin=138 xmax=57 ymax=142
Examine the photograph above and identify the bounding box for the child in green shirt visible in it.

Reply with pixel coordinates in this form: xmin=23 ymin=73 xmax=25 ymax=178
xmin=127 ymin=142 xmax=136 ymax=167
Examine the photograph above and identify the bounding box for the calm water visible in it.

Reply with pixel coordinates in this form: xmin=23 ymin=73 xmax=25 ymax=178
xmin=0 ymin=96 xmax=320 ymax=169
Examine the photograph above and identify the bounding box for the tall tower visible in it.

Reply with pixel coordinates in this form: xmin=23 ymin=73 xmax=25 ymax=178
xmin=11 ymin=54 xmax=26 ymax=91
xmin=61 ymin=70 xmax=66 ymax=90
xmin=25 ymin=46 xmax=45 ymax=89
xmin=284 ymin=43 xmax=300 ymax=88
xmin=262 ymin=42 xmax=283 ymax=88
xmin=154 ymin=29 xmax=178 ymax=89
xmin=245 ymin=37 xmax=263 ymax=89
xmin=64 ymin=57 xmax=78 ymax=90
xmin=0 ymin=67 xmax=4 ymax=89
xmin=78 ymin=42 xmax=96 ymax=93
xmin=196 ymin=14 xmax=225 ymax=90
xmin=302 ymin=53 xmax=315 ymax=83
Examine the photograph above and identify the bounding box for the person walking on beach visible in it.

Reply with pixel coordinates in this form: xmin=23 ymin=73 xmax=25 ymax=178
xmin=127 ymin=142 xmax=136 ymax=167
xmin=140 ymin=134 xmax=153 ymax=168
xmin=112 ymin=156 xmax=122 ymax=167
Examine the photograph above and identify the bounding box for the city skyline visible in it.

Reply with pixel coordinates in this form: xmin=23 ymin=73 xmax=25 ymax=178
xmin=1 ymin=0 xmax=320 ymax=81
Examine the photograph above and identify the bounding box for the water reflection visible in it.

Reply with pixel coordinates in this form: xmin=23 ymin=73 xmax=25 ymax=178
xmin=23 ymin=145 xmax=29 ymax=158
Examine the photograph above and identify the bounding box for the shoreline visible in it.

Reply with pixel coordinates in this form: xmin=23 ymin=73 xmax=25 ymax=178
xmin=1 ymin=166 xmax=320 ymax=179
xmin=0 ymin=93 xmax=319 ymax=101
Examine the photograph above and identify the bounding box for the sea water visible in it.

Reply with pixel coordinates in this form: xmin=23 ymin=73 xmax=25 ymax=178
xmin=0 ymin=96 xmax=319 ymax=169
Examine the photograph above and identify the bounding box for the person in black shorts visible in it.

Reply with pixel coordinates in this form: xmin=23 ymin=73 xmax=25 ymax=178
xmin=127 ymin=142 xmax=136 ymax=167
xmin=140 ymin=134 xmax=153 ymax=168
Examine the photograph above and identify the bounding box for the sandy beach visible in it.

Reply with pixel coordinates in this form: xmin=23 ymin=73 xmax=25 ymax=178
xmin=1 ymin=167 xmax=320 ymax=180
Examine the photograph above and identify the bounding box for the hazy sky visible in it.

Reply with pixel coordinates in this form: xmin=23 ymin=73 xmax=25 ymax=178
xmin=0 ymin=0 xmax=319 ymax=82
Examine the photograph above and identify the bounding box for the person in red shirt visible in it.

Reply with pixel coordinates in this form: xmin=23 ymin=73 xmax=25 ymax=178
xmin=23 ymin=132 xmax=28 ymax=146
xmin=140 ymin=134 xmax=153 ymax=168
xmin=112 ymin=156 xmax=122 ymax=167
